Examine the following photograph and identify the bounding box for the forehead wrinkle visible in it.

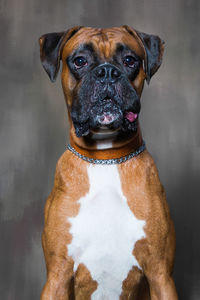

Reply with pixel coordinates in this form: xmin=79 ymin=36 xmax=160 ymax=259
xmin=100 ymin=30 xmax=111 ymax=59
xmin=94 ymin=29 xmax=144 ymax=61
xmin=92 ymin=29 xmax=117 ymax=61
xmin=103 ymin=29 xmax=145 ymax=58
xmin=62 ymin=28 xmax=102 ymax=58
xmin=62 ymin=27 xmax=144 ymax=61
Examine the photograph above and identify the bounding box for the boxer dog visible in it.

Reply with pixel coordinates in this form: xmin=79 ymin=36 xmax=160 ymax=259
xmin=39 ymin=26 xmax=178 ymax=299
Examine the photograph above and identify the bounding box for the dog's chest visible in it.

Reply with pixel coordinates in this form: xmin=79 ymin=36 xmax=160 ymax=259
xmin=67 ymin=164 xmax=146 ymax=299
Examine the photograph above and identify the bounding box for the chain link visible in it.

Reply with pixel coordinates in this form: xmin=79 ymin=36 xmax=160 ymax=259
xmin=66 ymin=141 xmax=146 ymax=165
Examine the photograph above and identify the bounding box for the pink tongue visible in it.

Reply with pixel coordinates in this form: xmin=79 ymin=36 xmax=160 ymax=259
xmin=125 ymin=112 xmax=138 ymax=122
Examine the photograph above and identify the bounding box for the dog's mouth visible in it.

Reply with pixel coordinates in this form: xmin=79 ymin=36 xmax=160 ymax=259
xmin=96 ymin=110 xmax=138 ymax=125
xmin=94 ymin=96 xmax=138 ymax=126
xmin=71 ymin=95 xmax=140 ymax=137
xmin=97 ymin=112 xmax=119 ymax=125
xmin=90 ymin=98 xmax=121 ymax=128
xmin=96 ymin=98 xmax=120 ymax=126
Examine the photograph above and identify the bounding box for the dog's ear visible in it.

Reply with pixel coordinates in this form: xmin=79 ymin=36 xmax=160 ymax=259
xmin=123 ymin=25 xmax=165 ymax=84
xmin=39 ymin=26 xmax=83 ymax=82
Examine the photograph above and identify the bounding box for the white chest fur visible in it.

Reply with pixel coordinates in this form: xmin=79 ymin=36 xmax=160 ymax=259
xmin=67 ymin=164 xmax=146 ymax=300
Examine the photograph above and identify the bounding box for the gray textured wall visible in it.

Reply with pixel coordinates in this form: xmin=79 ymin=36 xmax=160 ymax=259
xmin=0 ymin=0 xmax=200 ymax=299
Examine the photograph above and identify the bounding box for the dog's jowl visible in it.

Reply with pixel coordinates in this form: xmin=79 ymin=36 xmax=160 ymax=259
xmin=39 ymin=26 xmax=178 ymax=299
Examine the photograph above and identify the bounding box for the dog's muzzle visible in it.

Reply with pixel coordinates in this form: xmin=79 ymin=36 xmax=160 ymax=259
xmin=71 ymin=63 xmax=141 ymax=137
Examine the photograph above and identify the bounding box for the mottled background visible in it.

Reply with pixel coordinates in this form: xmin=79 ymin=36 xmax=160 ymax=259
xmin=0 ymin=0 xmax=200 ymax=299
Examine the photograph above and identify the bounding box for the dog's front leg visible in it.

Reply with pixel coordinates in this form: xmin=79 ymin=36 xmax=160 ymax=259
xmin=41 ymin=267 xmax=74 ymax=300
xmin=142 ymin=222 xmax=178 ymax=300
xmin=40 ymin=188 xmax=75 ymax=300
xmin=40 ymin=229 xmax=74 ymax=300
xmin=40 ymin=232 xmax=74 ymax=300
xmin=147 ymin=274 xmax=178 ymax=300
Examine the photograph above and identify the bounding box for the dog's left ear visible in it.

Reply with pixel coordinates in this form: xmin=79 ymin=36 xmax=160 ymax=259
xmin=123 ymin=25 xmax=165 ymax=84
xmin=39 ymin=26 xmax=83 ymax=82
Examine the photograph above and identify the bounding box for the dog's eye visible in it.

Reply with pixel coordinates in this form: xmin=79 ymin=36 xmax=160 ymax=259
xmin=123 ymin=56 xmax=136 ymax=67
xmin=74 ymin=56 xmax=88 ymax=68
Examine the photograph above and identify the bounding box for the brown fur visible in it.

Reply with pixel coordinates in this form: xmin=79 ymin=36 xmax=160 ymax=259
xmin=40 ymin=27 xmax=178 ymax=299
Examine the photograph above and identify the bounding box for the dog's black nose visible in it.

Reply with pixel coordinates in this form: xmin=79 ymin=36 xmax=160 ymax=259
xmin=94 ymin=64 xmax=121 ymax=84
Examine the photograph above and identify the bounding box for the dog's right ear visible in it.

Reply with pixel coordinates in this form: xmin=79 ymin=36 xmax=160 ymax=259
xmin=39 ymin=26 xmax=82 ymax=82
xmin=123 ymin=25 xmax=165 ymax=84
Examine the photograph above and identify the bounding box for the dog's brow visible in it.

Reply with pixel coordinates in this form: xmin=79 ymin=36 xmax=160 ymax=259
xmin=115 ymin=43 xmax=137 ymax=55
xmin=115 ymin=43 xmax=142 ymax=62
xmin=71 ymin=43 xmax=95 ymax=57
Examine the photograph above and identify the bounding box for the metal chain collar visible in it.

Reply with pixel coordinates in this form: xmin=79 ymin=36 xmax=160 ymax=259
xmin=66 ymin=141 xmax=146 ymax=165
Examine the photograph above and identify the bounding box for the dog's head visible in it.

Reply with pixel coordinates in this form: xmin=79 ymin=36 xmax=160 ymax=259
xmin=39 ymin=26 xmax=164 ymax=138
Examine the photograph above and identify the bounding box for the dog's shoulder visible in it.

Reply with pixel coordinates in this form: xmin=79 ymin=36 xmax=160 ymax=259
xmin=53 ymin=150 xmax=89 ymax=191
xmin=122 ymin=149 xmax=161 ymax=181
xmin=119 ymin=149 xmax=165 ymax=204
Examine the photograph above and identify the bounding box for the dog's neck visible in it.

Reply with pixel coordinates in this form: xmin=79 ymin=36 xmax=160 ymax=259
xmin=69 ymin=125 xmax=143 ymax=160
